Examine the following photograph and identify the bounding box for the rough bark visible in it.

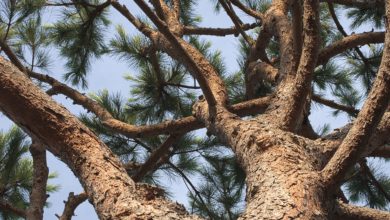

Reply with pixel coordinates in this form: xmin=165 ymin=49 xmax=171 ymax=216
xmin=321 ymin=4 xmax=390 ymax=186
xmin=26 ymin=142 xmax=48 ymax=220
xmin=194 ymin=101 xmax=332 ymax=219
xmin=0 ymin=57 xmax=201 ymax=219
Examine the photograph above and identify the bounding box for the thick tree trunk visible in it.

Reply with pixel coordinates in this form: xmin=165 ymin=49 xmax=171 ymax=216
xmin=194 ymin=103 xmax=334 ymax=219
xmin=0 ymin=57 xmax=200 ymax=219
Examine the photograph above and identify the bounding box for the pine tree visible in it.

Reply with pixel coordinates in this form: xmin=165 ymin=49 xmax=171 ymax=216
xmin=0 ymin=0 xmax=390 ymax=219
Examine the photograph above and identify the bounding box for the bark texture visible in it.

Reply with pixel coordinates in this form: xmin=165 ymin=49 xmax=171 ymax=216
xmin=0 ymin=57 xmax=200 ymax=219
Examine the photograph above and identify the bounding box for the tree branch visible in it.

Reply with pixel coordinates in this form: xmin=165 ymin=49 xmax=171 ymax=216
xmin=312 ymin=94 xmax=359 ymax=116
xmin=321 ymin=5 xmax=390 ymax=187
xmin=327 ymin=2 xmax=376 ymax=76
xmin=0 ymin=56 xmax=202 ymax=219
xmin=317 ymin=32 xmax=385 ymax=66
xmin=131 ymin=0 xmax=226 ymax=107
xmin=229 ymin=0 xmax=264 ymax=20
xmin=132 ymin=134 xmax=182 ymax=182
xmin=335 ymin=200 xmax=390 ymax=220
xmin=183 ymin=23 xmax=258 ymax=36
xmin=218 ymin=0 xmax=253 ymax=45
xmin=26 ymin=141 xmax=49 ymax=220
xmin=270 ymin=0 xmax=320 ymax=131
xmin=56 ymin=192 xmax=88 ymax=220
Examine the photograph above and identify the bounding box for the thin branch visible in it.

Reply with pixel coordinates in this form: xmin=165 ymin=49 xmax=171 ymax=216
xmin=55 ymin=192 xmax=88 ymax=220
xmin=164 ymin=82 xmax=201 ymax=89
xmin=327 ymin=2 xmax=376 ymax=76
xmin=229 ymin=0 xmax=263 ymax=20
xmin=322 ymin=6 xmax=390 ymax=187
xmin=132 ymin=134 xmax=182 ymax=182
xmin=166 ymin=161 xmax=213 ymax=217
xmin=26 ymin=141 xmax=48 ymax=220
xmin=312 ymin=94 xmax=359 ymax=116
xmin=110 ymin=1 xmax=154 ymax=37
xmin=335 ymin=200 xmax=390 ymax=220
xmin=0 ymin=37 xmax=270 ymax=139
xmin=183 ymin=23 xmax=258 ymax=36
xmin=218 ymin=0 xmax=253 ymax=45
xmin=133 ymin=0 xmax=225 ymax=106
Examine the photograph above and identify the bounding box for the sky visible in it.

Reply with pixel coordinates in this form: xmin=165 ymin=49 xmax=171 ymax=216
xmin=0 ymin=1 xmax=387 ymax=219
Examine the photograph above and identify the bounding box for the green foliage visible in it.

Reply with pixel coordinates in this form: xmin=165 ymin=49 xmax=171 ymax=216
xmin=345 ymin=45 xmax=382 ymax=94
xmin=50 ymin=1 xmax=110 ymax=88
xmin=0 ymin=126 xmax=31 ymax=219
xmin=13 ymin=17 xmax=51 ymax=71
xmin=346 ymin=6 xmax=385 ymax=30
xmin=345 ymin=163 xmax=390 ymax=210
xmin=165 ymin=0 xmax=201 ymax=26
xmin=0 ymin=127 xmax=58 ymax=219
xmin=189 ymin=153 xmax=245 ymax=220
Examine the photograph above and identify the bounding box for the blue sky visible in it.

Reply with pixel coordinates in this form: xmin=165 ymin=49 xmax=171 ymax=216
xmin=1 ymin=1 xmax=382 ymax=219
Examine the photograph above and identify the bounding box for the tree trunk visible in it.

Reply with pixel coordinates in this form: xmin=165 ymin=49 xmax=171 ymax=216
xmin=193 ymin=102 xmax=335 ymax=219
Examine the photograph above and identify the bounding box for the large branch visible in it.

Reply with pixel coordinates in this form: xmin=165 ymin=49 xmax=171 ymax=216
xmin=267 ymin=0 xmax=320 ymax=131
xmin=321 ymin=5 xmax=390 ymax=187
xmin=0 ymin=56 xmax=201 ymax=219
xmin=335 ymin=201 xmax=390 ymax=220
xmin=317 ymin=32 xmax=385 ymax=65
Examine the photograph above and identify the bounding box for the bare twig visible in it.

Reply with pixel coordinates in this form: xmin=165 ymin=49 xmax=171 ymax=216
xmin=55 ymin=192 xmax=88 ymax=220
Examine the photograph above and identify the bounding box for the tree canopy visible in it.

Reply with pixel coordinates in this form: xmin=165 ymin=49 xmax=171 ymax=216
xmin=0 ymin=0 xmax=390 ymax=219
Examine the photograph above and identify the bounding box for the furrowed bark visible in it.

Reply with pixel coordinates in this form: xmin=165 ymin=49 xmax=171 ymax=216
xmin=321 ymin=5 xmax=390 ymax=187
xmin=267 ymin=0 xmax=320 ymax=131
xmin=0 ymin=57 xmax=201 ymax=219
xmin=26 ymin=142 xmax=48 ymax=220
xmin=193 ymin=102 xmax=331 ymax=219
